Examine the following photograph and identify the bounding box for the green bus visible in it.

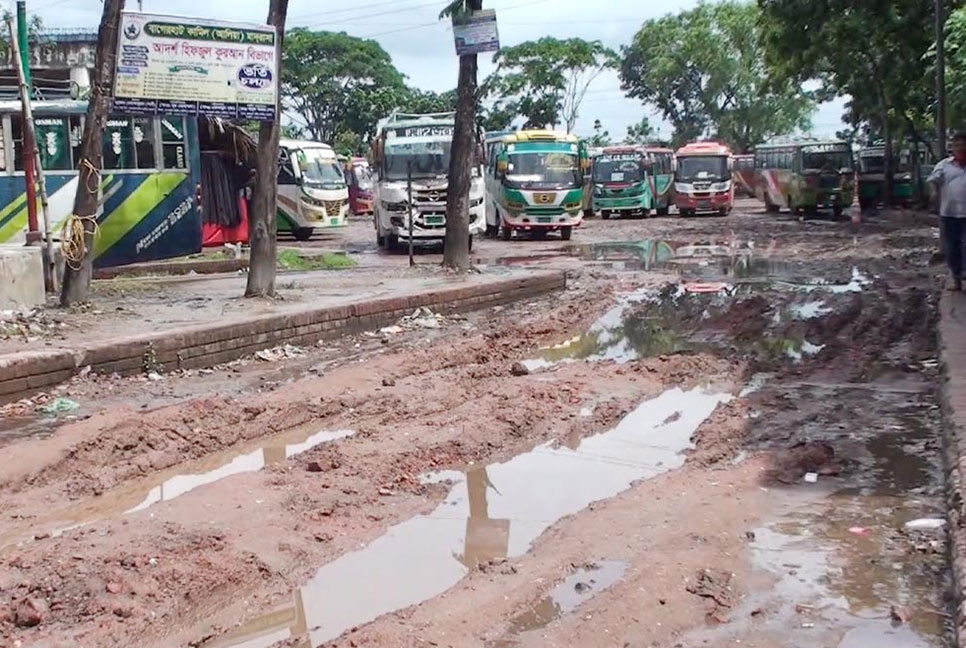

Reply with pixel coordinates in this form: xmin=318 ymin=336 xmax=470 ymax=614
xmin=857 ymin=143 xmax=935 ymax=211
xmin=754 ymin=140 xmax=854 ymax=218
xmin=591 ymin=146 xmax=651 ymax=219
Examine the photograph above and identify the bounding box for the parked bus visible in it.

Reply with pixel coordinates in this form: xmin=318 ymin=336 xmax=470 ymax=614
xmin=754 ymin=140 xmax=854 ymax=218
xmin=733 ymin=154 xmax=755 ymax=197
xmin=345 ymin=157 xmax=374 ymax=216
xmin=591 ymin=145 xmax=651 ymax=219
xmin=0 ymin=99 xmax=203 ymax=267
xmin=673 ymin=141 xmax=734 ymax=217
xmin=276 ymin=140 xmax=349 ymax=241
xmin=857 ymin=143 xmax=935 ymax=211
xmin=485 ymin=130 xmax=589 ymax=240
xmin=645 ymin=146 xmax=674 ymax=215
xmin=373 ymin=111 xmax=485 ymax=250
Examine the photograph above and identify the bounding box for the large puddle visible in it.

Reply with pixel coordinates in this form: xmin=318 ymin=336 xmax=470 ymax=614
xmin=2 ymin=427 xmax=355 ymax=548
xmin=206 ymin=387 xmax=732 ymax=648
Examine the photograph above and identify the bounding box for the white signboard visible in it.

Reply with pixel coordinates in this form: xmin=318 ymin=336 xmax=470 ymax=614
xmin=113 ymin=11 xmax=278 ymax=121
xmin=452 ymin=9 xmax=500 ymax=56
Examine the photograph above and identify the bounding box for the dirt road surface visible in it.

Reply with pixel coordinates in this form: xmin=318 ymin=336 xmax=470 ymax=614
xmin=0 ymin=200 xmax=954 ymax=648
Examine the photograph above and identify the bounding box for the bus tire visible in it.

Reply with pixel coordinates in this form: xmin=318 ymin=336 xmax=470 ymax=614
xmin=635 ymin=210 xmax=647 ymax=219
xmin=832 ymin=205 xmax=844 ymax=220
xmin=468 ymin=235 xmax=474 ymax=252
xmin=584 ymin=208 xmax=594 ymax=219
xmin=656 ymin=206 xmax=669 ymax=216
xmin=500 ymin=222 xmax=512 ymax=241
xmin=294 ymin=227 xmax=314 ymax=242
xmin=376 ymin=230 xmax=385 ymax=247
xmin=601 ymin=211 xmax=610 ymax=220
xmin=385 ymin=233 xmax=398 ymax=250
xmin=560 ymin=226 xmax=573 ymax=241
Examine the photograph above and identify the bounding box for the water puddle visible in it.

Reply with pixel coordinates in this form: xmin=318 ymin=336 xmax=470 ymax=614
xmin=681 ymin=402 xmax=950 ymax=647
xmin=206 ymin=387 xmax=732 ymax=648
xmin=2 ymin=427 xmax=355 ymax=548
xmin=487 ymin=560 xmax=627 ymax=647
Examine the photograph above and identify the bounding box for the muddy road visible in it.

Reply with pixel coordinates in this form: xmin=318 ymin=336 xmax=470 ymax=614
xmin=0 ymin=203 xmax=954 ymax=648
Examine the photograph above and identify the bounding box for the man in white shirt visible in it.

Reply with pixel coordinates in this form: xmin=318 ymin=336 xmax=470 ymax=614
xmin=929 ymin=132 xmax=966 ymax=290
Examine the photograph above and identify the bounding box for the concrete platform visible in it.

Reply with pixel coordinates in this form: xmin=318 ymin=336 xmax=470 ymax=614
xmin=0 ymin=245 xmax=44 ymax=310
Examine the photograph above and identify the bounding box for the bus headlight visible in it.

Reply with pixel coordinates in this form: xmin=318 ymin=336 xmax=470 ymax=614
xmin=382 ymin=200 xmax=408 ymax=212
xmin=470 ymin=196 xmax=484 ymax=208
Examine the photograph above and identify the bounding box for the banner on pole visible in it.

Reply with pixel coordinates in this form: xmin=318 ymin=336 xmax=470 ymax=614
xmin=113 ymin=12 xmax=278 ymax=121
xmin=452 ymin=9 xmax=500 ymax=56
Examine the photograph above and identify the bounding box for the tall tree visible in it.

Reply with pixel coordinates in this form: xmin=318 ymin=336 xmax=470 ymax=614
xmin=487 ymin=37 xmax=616 ymax=132
xmin=245 ymin=0 xmax=289 ymax=298
xmin=282 ymin=30 xmax=407 ymax=144
xmin=59 ymin=0 xmax=123 ymax=306
xmin=621 ymin=1 xmax=813 ymax=152
xmin=624 ymin=117 xmax=654 ymax=144
xmin=588 ymin=118 xmax=611 ymax=147
xmin=759 ymin=0 xmax=938 ymax=201
xmin=943 ymin=5 xmax=966 ymax=133
xmin=439 ymin=0 xmax=482 ymax=273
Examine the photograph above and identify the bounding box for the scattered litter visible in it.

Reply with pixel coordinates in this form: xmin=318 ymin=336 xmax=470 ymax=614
xmin=904 ymin=518 xmax=946 ymax=531
xmin=41 ymin=398 xmax=79 ymax=414
xmin=254 ymin=344 xmax=306 ymax=362
xmin=379 ymin=325 xmax=404 ymax=335
xmin=579 ymin=406 xmax=594 ymax=417
xmin=890 ymin=604 xmax=910 ymax=625
xmin=0 ymin=308 xmax=68 ymax=341
xmin=848 ymin=526 xmax=870 ymax=536
xmin=803 ymin=472 xmax=818 ymax=483
xmin=146 ymin=372 xmax=163 ymax=382
xmin=684 ymin=281 xmax=729 ymax=294
xmin=790 ymin=300 xmax=832 ymax=320
xmin=510 ymin=361 xmax=530 ymax=376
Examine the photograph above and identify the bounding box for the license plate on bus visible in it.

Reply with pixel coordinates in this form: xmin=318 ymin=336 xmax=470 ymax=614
xmin=698 ymin=201 xmax=711 ymax=210
xmin=426 ymin=216 xmax=444 ymax=225
xmin=537 ymin=216 xmax=551 ymax=223
xmin=329 ymin=218 xmax=338 ymax=226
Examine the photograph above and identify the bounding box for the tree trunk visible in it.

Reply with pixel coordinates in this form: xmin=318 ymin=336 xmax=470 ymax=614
xmin=245 ymin=0 xmax=289 ymax=298
xmin=59 ymin=0 xmax=123 ymax=306
xmin=883 ymin=118 xmax=895 ymax=208
xmin=442 ymin=0 xmax=481 ymax=273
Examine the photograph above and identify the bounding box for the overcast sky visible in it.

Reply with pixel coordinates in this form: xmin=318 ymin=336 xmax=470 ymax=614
xmin=23 ymin=0 xmax=847 ymax=140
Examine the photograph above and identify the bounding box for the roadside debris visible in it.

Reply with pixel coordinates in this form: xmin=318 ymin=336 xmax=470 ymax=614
xmin=687 ymin=568 xmax=735 ymax=621
xmin=510 ymin=361 xmax=530 ymax=376
xmin=0 ymin=308 xmax=68 ymax=342
xmin=254 ymin=344 xmax=306 ymax=362
xmin=848 ymin=527 xmax=871 ymax=536
xmin=380 ymin=307 xmax=455 ymax=336
xmin=41 ymin=398 xmax=79 ymax=414
xmin=803 ymin=472 xmax=818 ymax=483
xmin=903 ymin=518 xmax=946 ymax=532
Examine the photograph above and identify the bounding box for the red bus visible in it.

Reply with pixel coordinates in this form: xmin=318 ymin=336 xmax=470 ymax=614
xmin=673 ymin=141 xmax=734 ymax=216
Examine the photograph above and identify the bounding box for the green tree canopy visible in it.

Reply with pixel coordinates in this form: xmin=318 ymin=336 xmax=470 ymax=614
xmin=759 ymin=0 xmax=938 ymax=154
xmin=624 ymin=117 xmax=654 ymax=145
xmin=944 ymin=5 xmax=966 ymax=133
xmin=588 ymin=118 xmax=611 ymax=147
xmin=486 ymin=37 xmax=617 ymax=132
xmin=621 ymin=1 xmax=813 ymax=152
xmin=282 ymin=29 xmax=408 ymax=145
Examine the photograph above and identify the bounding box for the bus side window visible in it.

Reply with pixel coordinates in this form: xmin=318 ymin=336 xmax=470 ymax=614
xmin=277 ymin=150 xmax=296 ymax=185
xmin=133 ymin=117 xmax=156 ymax=169
xmin=69 ymin=116 xmax=82 ymax=170
xmin=102 ymin=117 xmax=137 ymax=170
xmin=14 ymin=115 xmax=72 ymax=171
xmin=160 ymin=117 xmax=187 ymax=170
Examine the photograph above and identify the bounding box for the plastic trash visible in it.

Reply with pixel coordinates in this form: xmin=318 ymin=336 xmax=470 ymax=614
xmin=848 ymin=527 xmax=870 ymax=536
xmin=904 ymin=518 xmax=946 ymax=531
xmin=42 ymin=398 xmax=79 ymax=414
xmin=803 ymin=472 xmax=818 ymax=483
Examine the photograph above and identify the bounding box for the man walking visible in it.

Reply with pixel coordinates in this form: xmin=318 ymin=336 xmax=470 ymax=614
xmin=930 ymin=132 xmax=966 ymax=290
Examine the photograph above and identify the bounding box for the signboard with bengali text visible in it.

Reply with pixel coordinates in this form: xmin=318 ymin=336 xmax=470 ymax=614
xmin=113 ymin=12 xmax=278 ymax=121
xmin=452 ymin=9 xmax=499 ymax=56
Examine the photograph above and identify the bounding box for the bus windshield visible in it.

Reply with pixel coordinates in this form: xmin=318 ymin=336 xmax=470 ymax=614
xmin=296 ymin=148 xmax=345 ymax=189
xmin=859 ymin=155 xmax=885 ymax=174
xmin=506 ymin=151 xmax=580 ymax=189
xmin=352 ymin=164 xmax=373 ymax=190
xmin=802 ymin=146 xmax=852 ymax=172
xmin=593 ymin=156 xmax=643 ymax=184
xmin=384 ymin=140 xmax=452 ymax=182
xmin=676 ymin=156 xmax=729 ymax=182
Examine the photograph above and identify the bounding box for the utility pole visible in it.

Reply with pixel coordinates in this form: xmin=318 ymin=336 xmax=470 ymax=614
xmin=441 ymin=0 xmax=482 ymax=273
xmin=9 ymin=14 xmax=55 ymax=292
xmin=15 ymin=1 xmax=38 ymax=245
xmin=59 ymin=0 xmax=124 ymax=306
xmin=937 ymin=0 xmax=947 ymax=158
xmin=244 ymin=0 xmax=289 ymax=298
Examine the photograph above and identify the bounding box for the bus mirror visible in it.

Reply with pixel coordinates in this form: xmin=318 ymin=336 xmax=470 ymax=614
xmin=497 ymin=159 xmax=508 ymax=175
xmin=671 ymin=158 xmax=678 ymax=173
xmin=580 ymin=158 xmax=591 ymax=171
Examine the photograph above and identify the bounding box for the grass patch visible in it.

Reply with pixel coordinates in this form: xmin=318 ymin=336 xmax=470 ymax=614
xmin=277 ymin=249 xmax=357 ymax=271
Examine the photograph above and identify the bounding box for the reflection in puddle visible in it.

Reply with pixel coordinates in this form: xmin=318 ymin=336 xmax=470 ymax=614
xmin=3 ymin=427 xmax=355 ymax=548
xmin=128 ymin=429 xmax=355 ymax=513
xmin=488 ymin=561 xmax=627 ymax=647
xmin=682 ymin=402 xmax=949 ymax=648
xmin=208 ymin=387 xmax=732 ymax=648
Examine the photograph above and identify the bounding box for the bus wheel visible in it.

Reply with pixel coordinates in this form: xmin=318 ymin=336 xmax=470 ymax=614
xmin=832 ymin=205 xmax=844 ymax=220
xmin=560 ymin=227 xmax=573 ymax=241
xmin=385 ymin=233 xmax=398 ymax=250
xmin=583 ymin=208 xmax=594 ymax=219
xmin=500 ymin=222 xmax=512 ymax=241
xmin=376 ymin=230 xmax=385 ymax=247
xmin=601 ymin=211 xmax=610 ymax=220
xmin=656 ymin=206 xmax=669 ymax=216
xmin=294 ymin=227 xmax=314 ymax=242
xmin=468 ymin=235 xmax=474 ymax=252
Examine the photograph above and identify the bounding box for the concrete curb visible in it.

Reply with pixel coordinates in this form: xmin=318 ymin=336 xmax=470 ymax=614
xmin=93 ymin=258 xmax=249 ymax=279
xmin=938 ymin=291 xmax=966 ymax=647
xmin=0 ymin=271 xmax=565 ymax=403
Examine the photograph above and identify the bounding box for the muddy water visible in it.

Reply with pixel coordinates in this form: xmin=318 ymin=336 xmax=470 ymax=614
xmin=0 ymin=427 xmax=355 ymax=548
xmin=487 ymin=560 xmax=627 ymax=647
xmin=206 ymin=387 xmax=732 ymax=648
xmin=683 ymin=395 xmax=950 ymax=648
